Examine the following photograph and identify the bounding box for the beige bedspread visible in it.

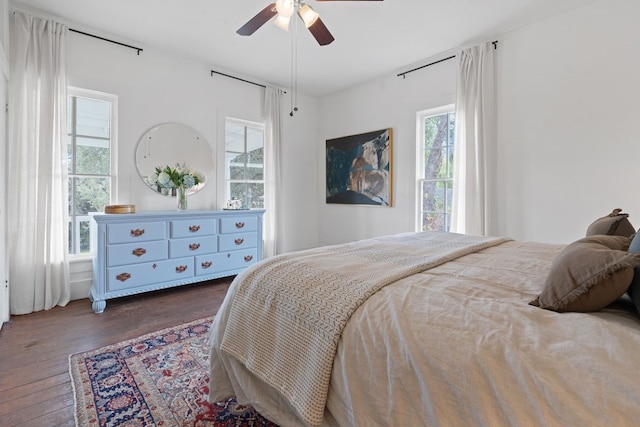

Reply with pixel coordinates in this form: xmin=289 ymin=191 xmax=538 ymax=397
xmin=209 ymin=233 xmax=640 ymax=427
xmin=218 ymin=232 xmax=506 ymax=425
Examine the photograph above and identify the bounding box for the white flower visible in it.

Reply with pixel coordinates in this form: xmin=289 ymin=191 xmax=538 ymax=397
xmin=146 ymin=172 xmax=158 ymax=186
xmin=157 ymin=171 xmax=174 ymax=188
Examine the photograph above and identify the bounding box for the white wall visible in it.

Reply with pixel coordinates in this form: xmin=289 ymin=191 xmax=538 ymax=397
xmin=496 ymin=0 xmax=640 ymax=243
xmin=318 ymin=60 xmax=457 ymax=246
xmin=63 ymin=24 xmax=320 ymax=299
xmin=318 ymin=0 xmax=640 ymax=245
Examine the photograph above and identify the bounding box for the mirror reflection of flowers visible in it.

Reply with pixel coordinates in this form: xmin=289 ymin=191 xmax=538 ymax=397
xmin=147 ymin=163 xmax=205 ymax=190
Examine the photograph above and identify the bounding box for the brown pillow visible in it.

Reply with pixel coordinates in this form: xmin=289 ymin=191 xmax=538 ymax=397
xmin=585 ymin=208 xmax=635 ymax=237
xmin=530 ymin=235 xmax=640 ymax=312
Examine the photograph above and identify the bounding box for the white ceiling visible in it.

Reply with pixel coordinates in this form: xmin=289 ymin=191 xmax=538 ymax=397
xmin=11 ymin=0 xmax=598 ymax=97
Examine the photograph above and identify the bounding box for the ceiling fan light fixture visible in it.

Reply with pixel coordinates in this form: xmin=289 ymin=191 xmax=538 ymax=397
xmin=275 ymin=0 xmax=295 ymax=17
xmin=273 ymin=14 xmax=291 ymax=31
xmin=299 ymin=4 xmax=320 ymax=28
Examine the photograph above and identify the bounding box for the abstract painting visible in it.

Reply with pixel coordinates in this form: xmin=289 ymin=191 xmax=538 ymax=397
xmin=326 ymin=128 xmax=392 ymax=206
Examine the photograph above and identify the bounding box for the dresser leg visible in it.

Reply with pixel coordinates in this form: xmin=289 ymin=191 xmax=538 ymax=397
xmin=92 ymin=299 xmax=106 ymax=314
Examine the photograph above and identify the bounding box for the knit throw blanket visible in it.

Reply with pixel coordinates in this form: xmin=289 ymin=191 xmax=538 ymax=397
xmin=220 ymin=232 xmax=507 ymax=426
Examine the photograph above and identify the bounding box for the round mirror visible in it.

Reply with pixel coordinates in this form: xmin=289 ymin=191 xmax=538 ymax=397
xmin=135 ymin=123 xmax=213 ymax=196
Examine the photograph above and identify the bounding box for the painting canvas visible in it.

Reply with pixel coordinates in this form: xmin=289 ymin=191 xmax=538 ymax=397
xmin=326 ymin=128 xmax=392 ymax=206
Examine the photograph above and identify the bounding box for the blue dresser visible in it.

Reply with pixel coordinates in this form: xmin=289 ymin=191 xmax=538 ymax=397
xmin=90 ymin=209 xmax=265 ymax=313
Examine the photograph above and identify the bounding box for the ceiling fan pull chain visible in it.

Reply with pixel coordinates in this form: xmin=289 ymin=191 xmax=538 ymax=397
xmin=290 ymin=13 xmax=299 ymax=116
xmin=293 ymin=14 xmax=299 ymax=114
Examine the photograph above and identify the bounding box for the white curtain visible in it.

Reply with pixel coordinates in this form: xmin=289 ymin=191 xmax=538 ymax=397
xmin=8 ymin=11 xmax=70 ymax=314
xmin=450 ymin=42 xmax=496 ymax=236
xmin=263 ymin=87 xmax=283 ymax=258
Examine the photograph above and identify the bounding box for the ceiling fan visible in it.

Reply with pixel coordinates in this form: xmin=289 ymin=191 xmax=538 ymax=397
xmin=237 ymin=0 xmax=383 ymax=46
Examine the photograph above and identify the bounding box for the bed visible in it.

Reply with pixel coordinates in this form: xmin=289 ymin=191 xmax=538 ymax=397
xmin=208 ymin=226 xmax=640 ymax=427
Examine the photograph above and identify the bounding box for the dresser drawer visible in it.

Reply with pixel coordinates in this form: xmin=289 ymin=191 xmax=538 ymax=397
xmin=107 ymin=240 xmax=168 ymax=267
xmin=219 ymin=216 xmax=258 ymax=234
xmin=170 ymin=218 xmax=217 ymax=238
xmin=107 ymin=221 xmax=166 ymax=244
xmin=218 ymin=232 xmax=258 ymax=252
xmin=106 ymin=257 xmax=194 ymax=291
xmin=169 ymin=235 xmax=217 ymax=259
xmin=195 ymin=248 xmax=258 ymax=275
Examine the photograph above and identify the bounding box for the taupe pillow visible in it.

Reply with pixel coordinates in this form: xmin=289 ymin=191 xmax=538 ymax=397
xmin=585 ymin=208 xmax=635 ymax=237
xmin=530 ymin=235 xmax=640 ymax=312
xmin=627 ymin=231 xmax=640 ymax=315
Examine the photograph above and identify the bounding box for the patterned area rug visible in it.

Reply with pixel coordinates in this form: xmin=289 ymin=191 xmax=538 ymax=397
xmin=69 ymin=316 xmax=278 ymax=427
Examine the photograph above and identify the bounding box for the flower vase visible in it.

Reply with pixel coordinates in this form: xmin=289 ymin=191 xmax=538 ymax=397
xmin=177 ymin=186 xmax=188 ymax=211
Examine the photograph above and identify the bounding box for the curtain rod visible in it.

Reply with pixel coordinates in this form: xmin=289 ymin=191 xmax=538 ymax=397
xmin=210 ymin=70 xmax=286 ymax=93
xmin=210 ymin=70 xmax=265 ymax=89
xmin=69 ymin=28 xmax=143 ymax=55
xmin=397 ymin=40 xmax=498 ymax=79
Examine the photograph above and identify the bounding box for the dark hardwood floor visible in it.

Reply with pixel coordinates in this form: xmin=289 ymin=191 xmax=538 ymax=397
xmin=0 ymin=278 xmax=232 ymax=427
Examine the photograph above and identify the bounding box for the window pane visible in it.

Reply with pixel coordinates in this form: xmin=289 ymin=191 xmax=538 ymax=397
xmin=247 ymin=148 xmax=264 ymax=181
xmin=67 ymin=135 xmax=73 ymax=174
xmin=422 ymin=213 xmax=449 ymax=232
xmin=71 ymin=176 xmax=111 ymax=215
xmin=67 ymin=97 xmax=73 ymax=131
xmin=225 ymin=122 xmax=246 ymax=153
xmin=248 ymin=183 xmax=264 ymax=208
xmin=445 ymin=180 xmax=452 ymax=214
xmin=229 ymin=182 xmax=248 ymax=203
xmin=76 ymin=138 xmax=110 ymax=175
xmin=68 ymin=218 xmax=92 ymax=254
xmin=230 ymin=164 xmax=247 ymax=180
xmin=246 ymin=165 xmax=263 ymax=181
xmin=246 ymin=127 xmax=264 ymax=152
xmin=444 ymin=145 xmax=454 ymax=178
xmin=423 ymin=116 xmax=439 ymax=150
xmin=437 ymin=147 xmax=450 ymax=179
xmin=75 ymin=97 xmax=110 ymax=138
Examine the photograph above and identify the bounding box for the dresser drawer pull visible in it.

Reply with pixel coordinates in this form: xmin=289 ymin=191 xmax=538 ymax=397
xmin=116 ymin=273 xmax=131 ymax=282
xmin=244 ymin=255 xmax=253 ymax=262
xmin=201 ymin=261 xmax=212 ymax=269
xmin=234 ymin=238 xmax=244 ymax=245
xmin=175 ymin=265 xmax=188 ymax=273
xmin=235 ymin=222 xmax=245 ymax=229
xmin=189 ymin=243 xmax=201 ymax=250
xmin=130 ymin=228 xmax=145 ymax=237
xmin=131 ymin=248 xmax=147 ymax=257
xmin=189 ymin=225 xmax=201 ymax=232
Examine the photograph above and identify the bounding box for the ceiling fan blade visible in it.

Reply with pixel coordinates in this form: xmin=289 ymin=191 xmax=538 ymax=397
xmin=308 ymin=17 xmax=335 ymax=46
xmin=237 ymin=3 xmax=277 ymax=36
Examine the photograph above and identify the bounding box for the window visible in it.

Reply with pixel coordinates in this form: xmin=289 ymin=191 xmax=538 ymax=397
xmin=67 ymin=88 xmax=117 ymax=255
xmin=224 ymin=119 xmax=265 ymax=209
xmin=417 ymin=105 xmax=455 ymax=232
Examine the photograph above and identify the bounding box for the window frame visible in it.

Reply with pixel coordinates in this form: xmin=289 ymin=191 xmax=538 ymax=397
xmin=224 ymin=117 xmax=265 ymax=209
xmin=416 ymin=104 xmax=455 ymax=232
xmin=67 ymin=87 xmax=118 ymax=258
